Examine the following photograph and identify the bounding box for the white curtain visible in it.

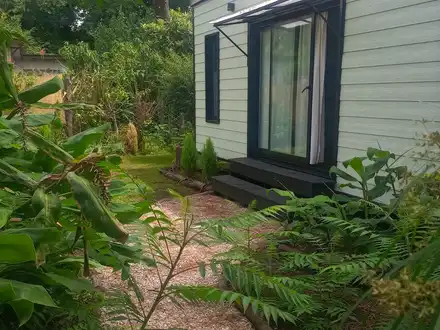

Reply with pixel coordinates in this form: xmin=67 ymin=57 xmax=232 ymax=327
xmin=310 ymin=13 xmax=327 ymax=164
xmin=270 ymin=27 xmax=296 ymax=154
xmin=294 ymin=22 xmax=312 ymax=158
xmin=270 ymin=20 xmax=311 ymax=156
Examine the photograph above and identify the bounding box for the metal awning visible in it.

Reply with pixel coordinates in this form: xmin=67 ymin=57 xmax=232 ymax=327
xmin=210 ymin=0 xmax=334 ymax=26
xmin=209 ymin=0 xmax=341 ymax=57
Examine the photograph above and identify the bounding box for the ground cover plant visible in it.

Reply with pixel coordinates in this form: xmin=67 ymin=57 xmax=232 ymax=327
xmin=175 ymin=145 xmax=440 ymax=330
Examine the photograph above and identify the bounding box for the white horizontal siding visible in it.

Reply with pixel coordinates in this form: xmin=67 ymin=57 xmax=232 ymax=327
xmin=338 ymin=0 xmax=440 ymax=196
xmin=196 ymin=110 xmax=247 ymax=122
xmin=344 ymin=20 xmax=440 ymax=53
xmin=345 ymin=0 xmax=434 ymax=19
xmin=194 ymin=0 xmax=251 ymax=159
xmin=345 ymin=1 xmax=440 ymax=36
xmin=342 ymin=62 xmax=440 ymax=84
xmin=341 ymin=82 xmax=440 ymax=102
xmin=339 ymin=101 xmax=440 ymax=121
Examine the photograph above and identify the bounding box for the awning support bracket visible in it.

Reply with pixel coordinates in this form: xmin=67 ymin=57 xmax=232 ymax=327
xmin=215 ymin=26 xmax=248 ymax=57
xmin=306 ymin=0 xmax=340 ymax=39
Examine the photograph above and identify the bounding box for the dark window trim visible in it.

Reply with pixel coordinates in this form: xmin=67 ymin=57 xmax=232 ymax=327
xmin=192 ymin=7 xmax=196 ymax=136
xmin=247 ymin=0 xmax=346 ymax=177
xmin=205 ymin=32 xmax=220 ymax=124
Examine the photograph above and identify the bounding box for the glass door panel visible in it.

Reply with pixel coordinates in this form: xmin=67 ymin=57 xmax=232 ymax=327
xmin=259 ymin=16 xmax=312 ymax=158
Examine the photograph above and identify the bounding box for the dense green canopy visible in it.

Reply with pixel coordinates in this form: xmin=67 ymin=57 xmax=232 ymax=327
xmin=1 ymin=0 xmax=190 ymax=53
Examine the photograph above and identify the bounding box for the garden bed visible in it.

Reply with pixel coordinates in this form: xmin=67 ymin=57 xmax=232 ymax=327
xmin=159 ymin=167 xmax=213 ymax=192
xmin=121 ymin=154 xmax=196 ymax=200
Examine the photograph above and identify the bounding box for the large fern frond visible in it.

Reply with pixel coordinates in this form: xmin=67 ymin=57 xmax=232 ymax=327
xmin=168 ymin=285 xmax=298 ymax=325
xmin=279 ymin=251 xmax=323 ymax=271
xmin=220 ymin=263 xmax=317 ymax=315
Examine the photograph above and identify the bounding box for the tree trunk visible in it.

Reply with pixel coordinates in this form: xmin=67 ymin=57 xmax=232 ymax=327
xmin=65 ymin=110 xmax=73 ymax=137
xmin=154 ymin=0 xmax=170 ymax=20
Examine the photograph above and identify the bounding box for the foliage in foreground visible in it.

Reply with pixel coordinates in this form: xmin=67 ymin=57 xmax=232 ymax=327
xmin=0 ymin=27 xmax=155 ymax=327
xmin=179 ymin=146 xmax=440 ymax=330
xmin=181 ymin=132 xmax=197 ymax=176
xmin=201 ymin=137 xmax=218 ymax=181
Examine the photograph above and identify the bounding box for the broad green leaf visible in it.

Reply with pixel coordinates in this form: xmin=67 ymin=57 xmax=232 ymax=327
xmin=0 ymin=76 xmax=63 ymax=110
xmin=0 ymin=48 xmax=18 ymax=103
xmin=32 ymin=102 xmax=94 ymax=111
xmin=348 ymin=157 xmax=365 ymax=180
xmin=0 ymin=159 xmax=37 ymax=189
xmin=1 ymin=228 xmax=61 ymax=246
xmin=9 ymin=299 xmax=34 ymax=326
xmin=271 ymin=189 xmax=295 ymax=198
xmin=24 ymin=129 xmax=73 ymax=164
xmin=32 ymin=189 xmax=61 ymax=224
xmin=109 ymin=242 xmax=156 ymax=266
xmin=63 ymin=123 xmax=111 ymax=157
xmin=67 ymin=172 xmax=129 ymax=243
xmin=365 ymin=159 xmax=388 ymax=180
xmin=367 ymin=184 xmax=390 ymax=200
xmin=54 ymin=257 xmax=102 ymax=268
xmin=3 ymin=157 xmax=35 ymax=171
xmin=26 ymin=113 xmax=58 ymax=127
xmin=329 ymin=166 xmax=357 ymax=182
xmin=339 ymin=183 xmax=362 ymax=190
xmin=1 ymin=113 xmax=58 ymax=133
xmin=0 ymin=281 xmax=15 ymax=302
xmin=110 ymin=203 xmax=137 ymax=213
xmin=0 ymin=207 xmax=12 ymax=228
xmin=0 ymin=279 xmax=56 ymax=307
xmin=45 ymin=273 xmax=94 ymax=292
xmin=0 ymin=234 xmax=36 ymax=263
xmin=0 ymin=129 xmax=20 ymax=148
xmin=106 ymin=155 xmax=122 ymax=166
xmin=32 ymin=149 xmax=57 ymax=172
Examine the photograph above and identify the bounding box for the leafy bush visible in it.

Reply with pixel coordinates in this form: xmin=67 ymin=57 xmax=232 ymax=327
xmin=181 ymin=132 xmax=197 ymax=176
xmin=59 ymin=9 xmax=193 ymax=147
xmin=0 ymin=36 xmax=155 ymax=327
xmin=157 ymin=52 xmax=194 ymax=126
xmin=201 ymin=137 xmax=217 ymax=181
xmin=140 ymin=9 xmax=193 ymax=55
xmin=330 ymin=147 xmax=407 ymax=202
xmin=178 ymin=140 xmax=440 ymax=330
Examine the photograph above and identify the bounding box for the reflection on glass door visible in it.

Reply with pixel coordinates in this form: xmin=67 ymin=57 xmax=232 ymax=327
xmin=259 ymin=16 xmax=312 ymax=158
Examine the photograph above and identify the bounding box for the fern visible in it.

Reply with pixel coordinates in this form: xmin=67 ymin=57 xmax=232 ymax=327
xmin=220 ymin=263 xmax=316 ymax=314
xmin=320 ymin=216 xmax=379 ymax=240
xmin=279 ymin=251 xmax=323 ymax=271
xmin=169 ymin=285 xmax=298 ymax=325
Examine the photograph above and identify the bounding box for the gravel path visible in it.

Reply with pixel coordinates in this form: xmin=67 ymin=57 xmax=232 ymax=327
xmin=94 ymin=193 xmax=254 ymax=330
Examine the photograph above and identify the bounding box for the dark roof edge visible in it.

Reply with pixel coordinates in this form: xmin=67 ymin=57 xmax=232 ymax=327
xmin=190 ymin=0 xmax=210 ymax=7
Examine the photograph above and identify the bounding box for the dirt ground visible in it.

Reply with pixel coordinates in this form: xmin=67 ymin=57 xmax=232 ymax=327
xmin=94 ymin=193 xmax=255 ymax=330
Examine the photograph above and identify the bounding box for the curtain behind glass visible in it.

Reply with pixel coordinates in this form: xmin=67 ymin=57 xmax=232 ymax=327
xmin=293 ymin=22 xmax=312 ymax=157
xmin=259 ymin=29 xmax=271 ymax=149
xmin=310 ymin=13 xmax=327 ymax=164
xmin=270 ymin=25 xmax=296 ymax=154
xmin=270 ymin=19 xmax=311 ymax=156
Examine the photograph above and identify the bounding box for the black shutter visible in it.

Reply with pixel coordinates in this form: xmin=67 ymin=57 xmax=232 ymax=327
xmin=205 ymin=33 xmax=220 ymax=123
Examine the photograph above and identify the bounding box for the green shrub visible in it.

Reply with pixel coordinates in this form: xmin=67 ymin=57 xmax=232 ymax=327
xmin=201 ymin=137 xmax=217 ymax=181
xmin=181 ymin=132 xmax=197 ymax=176
xmin=157 ymin=52 xmax=194 ymax=126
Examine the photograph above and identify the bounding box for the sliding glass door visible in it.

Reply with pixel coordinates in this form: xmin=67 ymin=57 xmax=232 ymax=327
xmin=259 ymin=16 xmax=313 ymax=159
xmin=247 ymin=4 xmax=344 ymax=173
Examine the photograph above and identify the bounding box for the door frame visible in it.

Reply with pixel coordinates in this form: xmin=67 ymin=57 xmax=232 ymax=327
xmin=247 ymin=0 xmax=346 ymax=177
